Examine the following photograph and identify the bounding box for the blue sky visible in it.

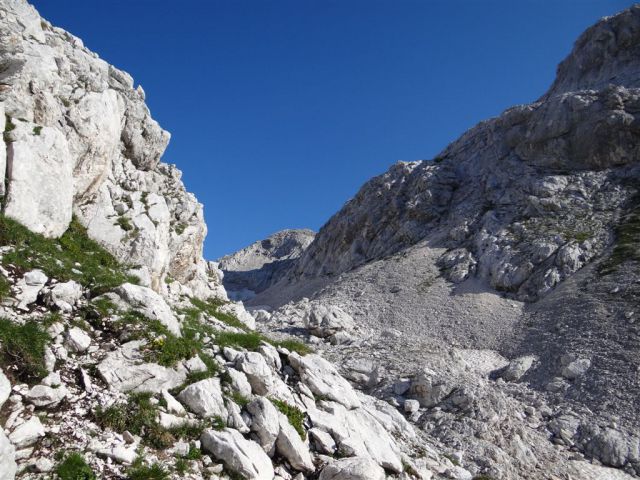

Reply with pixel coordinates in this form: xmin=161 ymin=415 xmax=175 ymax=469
xmin=32 ymin=0 xmax=632 ymax=259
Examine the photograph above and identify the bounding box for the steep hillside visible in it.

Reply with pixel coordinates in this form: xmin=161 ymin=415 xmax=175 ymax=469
xmin=246 ymin=5 xmax=640 ymax=479
xmin=219 ymin=229 xmax=315 ymax=301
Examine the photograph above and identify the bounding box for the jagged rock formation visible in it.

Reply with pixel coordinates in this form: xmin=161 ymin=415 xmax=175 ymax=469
xmin=219 ymin=229 xmax=315 ymax=300
xmin=0 ymin=0 xmax=220 ymax=298
xmin=245 ymin=5 xmax=640 ymax=479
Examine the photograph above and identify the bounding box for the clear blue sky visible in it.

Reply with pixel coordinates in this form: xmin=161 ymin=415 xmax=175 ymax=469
xmin=32 ymin=0 xmax=632 ymax=259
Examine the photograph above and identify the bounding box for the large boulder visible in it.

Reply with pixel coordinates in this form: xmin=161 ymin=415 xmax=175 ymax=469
xmin=177 ymin=378 xmax=227 ymax=418
xmin=9 ymin=417 xmax=45 ymax=448
xmin=289 ymin=353 xmax=360 ymax=409
xmin=276 ymin=412 xmax=315 ymax=472
xmin=111 ymin=284 xmax=181 ymax=336
xmin=307 ymin=401 xmax=403 ymax=473
xmin=97 ymin=341 xmax=186 ymax=393
xmin=200 ymin=428 xmax=274 ymax=480
xmin=247 ymin=397 xmax=280 ymax=455
xmin=319 ymin=456 xmax=385 ymax=480
xmin=3 ymin=121 xmax=73 ymax=238
xmin=304 ymin=303 xmax=355 ymax=338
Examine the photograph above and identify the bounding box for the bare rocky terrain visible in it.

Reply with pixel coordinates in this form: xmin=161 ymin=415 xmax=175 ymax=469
xmin=0 ymin=1 xmax=639 ymax=480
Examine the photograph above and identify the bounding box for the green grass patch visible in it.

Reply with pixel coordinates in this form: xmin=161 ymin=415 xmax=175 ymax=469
xmin=0 ymin=318 xmax=49 ymax=383
xmin=174 ymin=457 xmax=190 ymax=474
xmin=228 ymin=391 xmax=250 ymax=408
xmin=189 ymin=297 xmax=248 ymax=330
xmin=272 ymin=338 xmax=313 ymax=356
xmin=270 ymin=398 xmax=306 ymax=440
xmin=185 ymin=296 xmax=312 ymax=355
xmin=95 ymin=392 xmax=174 ymax=449
xmin=0 ymin=274 xmax=10 ymax=301
xmin=55 ymin=452 xmax=97 ymax=480
xmin=127 ymin=458 xmax=170 ymax=480
xmin=215 ymin=331 xmax=263 ymax=350
xmin=95 ymin=392 xmax=211 ymax=449
xmin=185 ymin=444 xmax=202 ymax=460
xmin=0 ymin=215 xmax=138 ymax=296
xmin=32 ymin=125 xmax=43 ymax=136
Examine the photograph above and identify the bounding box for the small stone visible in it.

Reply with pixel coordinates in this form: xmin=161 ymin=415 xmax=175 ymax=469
xmin=404 ymin=399 xmax=420 ymax=414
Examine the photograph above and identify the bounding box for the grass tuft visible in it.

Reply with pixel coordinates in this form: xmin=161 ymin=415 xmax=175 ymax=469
xmin=0 ymin=318 xmax=49 ymax=384
xmin=270 ymin=398 xmax=306 ymax=440
xmin=55 ymin=452 xmax=97 ymax=480
xmin=127 ymin=457 xmax=170 ymax=480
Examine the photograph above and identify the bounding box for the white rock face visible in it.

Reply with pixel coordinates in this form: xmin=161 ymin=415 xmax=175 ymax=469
xmin=0 ymin=369 xmax=10 ymax=409
xmin=97 ymin=340 xmax=186 ymax=393
xmin=0 ymin=430 xmax=17 ymax=480
xmin=0 ymin=103 xmax=5 ymax=197
xmin=307 ymin=400 xmax=403 ymax=472
xmin=14 ymin=270 xmax=47 ymax=309
xmin=276 ymin=412 xmax=314 ymax=472
xmin=177 ymin=378 xmax=227 ymax=418
xmin=46 ymin=281 xmax=83 ymax=312
xmin=162 ymin=389 xmax=186 ymax=416
xmin=235 ymin=351 xmax=294 ymax=403
xmin=200 ymin=428 xmax=275 ymax=480
xmin=112 ymin=284 xmax=181 ymax=336
xmin=24 ymin=383 xmax=68 ymax=407
xmin=247 ymin=397 xmax=280 ymax=454
xmin=65 ymin=327 xmax=91 ymax=352
xmin=318 ymin=456 xmax=386 ymax=480
xmin=226 ymin=368 xmax=253 ymax=399
xmin=0 ymin=0 xmax=219 ymax=297
xmin=289 ymin=353 xmax=361 ymax=409
xmin=9 ymin=417 xmax=45 ymax=448
xmin=3 ymin=121 xmax=73 ymax=238
xmin=304 ymin=303 xmax=355 ymax=338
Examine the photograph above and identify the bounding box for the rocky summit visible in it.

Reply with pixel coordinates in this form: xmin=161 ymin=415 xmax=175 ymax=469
xmin=0 ymin=1 xmax=638 ymax=480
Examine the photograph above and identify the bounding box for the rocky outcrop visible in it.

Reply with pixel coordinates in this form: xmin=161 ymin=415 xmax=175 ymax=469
xmin=278 ymin=6 xmax=640 ymax=303
xmin=0 ymin=0 xmax=219 ymax=297
xmin=219 ymin=229 xmax=315 ymax=299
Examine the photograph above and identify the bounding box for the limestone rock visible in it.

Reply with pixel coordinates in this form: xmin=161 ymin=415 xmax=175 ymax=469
xmin=276 ymin=412 xmax=315 ymax=472
xmin=0 ymin=430 xmax=17 ymax=480
xmin=24 ymin=381 xmax=68 ymax=408
xmin=3 ymin=121 xmax=73 ymax=238
xmin=97 ymin=340 xmax=186 ymax=393
xmin=289 ymin=353 xmax=360 ymax=409
xmin=500 ymin=356 xmax=535 ymax=382
xmin=9 ymin=417 xmax=45 ymax=448
xmin=318 ymin=456 xmax=385 ymax=480
xmin=247 ymin=397 xmax=280 ymax=455
xmin=200 ymin=428 xmax=275 ymax=480
xmin=112 ymin=283 xmax=181 ymax=336
xmin=0 ymin=369 xmax=10 ymax=409
xmin=65 ymin=327 xmax=91 ymax=353
xmin=177 ymin=378 xmax=227 ymax=418
xmin=304 ymin=304 xmax=355 ymax=338
xmin=46 ymin=281 xmax=83 ymax=312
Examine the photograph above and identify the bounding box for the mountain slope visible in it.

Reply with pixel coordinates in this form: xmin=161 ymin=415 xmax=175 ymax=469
xmin=246 ymin=5 xmax=640 ymax=478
